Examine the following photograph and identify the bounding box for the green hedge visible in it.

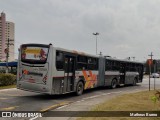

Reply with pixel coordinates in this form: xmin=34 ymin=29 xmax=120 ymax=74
xmin=0 ymin=73 xmax=16 ymax=86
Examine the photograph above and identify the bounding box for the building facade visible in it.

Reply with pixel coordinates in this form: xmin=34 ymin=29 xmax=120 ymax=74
xmin=0 ymin=12 xmax=15 ymax=62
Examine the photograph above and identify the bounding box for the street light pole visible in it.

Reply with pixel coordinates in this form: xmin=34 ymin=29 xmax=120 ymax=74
xmin=93 ymin=32 xmax=99 ymax=55
xmin=154 ymin=60 xmax=156 ymax=90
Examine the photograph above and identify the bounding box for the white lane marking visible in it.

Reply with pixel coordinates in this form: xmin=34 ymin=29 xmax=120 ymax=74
xmin=76 ymin=99 xmax=85 ymax=103
xmin=56 ymin=104 xmax=69 ymax=110
xmin=82 ymin=91 xmax=122 ymax=100
xmin=132 ymin=89 xmax=149 ymax=92
xmin=29 ymin=115 xmax=39 ymax=120
xmin=101 ymin=93 xmax=111 ymax=95
xmin=109 ymin=91 xmax=122 ymax=94
xmin=82 ymin=95 xmax=101 ymax=100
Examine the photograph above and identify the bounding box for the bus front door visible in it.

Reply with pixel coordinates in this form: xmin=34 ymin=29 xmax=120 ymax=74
xmin=64 ymin=56 xmax=75 ymax=92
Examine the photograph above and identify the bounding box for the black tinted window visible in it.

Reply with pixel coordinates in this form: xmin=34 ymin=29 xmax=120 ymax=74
xmin=56 ymin=51 xmax=64 ymax=70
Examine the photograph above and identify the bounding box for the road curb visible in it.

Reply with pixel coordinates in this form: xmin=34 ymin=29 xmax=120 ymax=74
xmin=40 ymin=101 xmax=72 ymax=113
xmin=0 ymin=88 xmax=16 ymax=91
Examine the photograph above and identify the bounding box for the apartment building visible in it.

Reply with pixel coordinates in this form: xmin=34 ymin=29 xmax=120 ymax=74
xmin=0 ymin=12 xmax=15 ymax=62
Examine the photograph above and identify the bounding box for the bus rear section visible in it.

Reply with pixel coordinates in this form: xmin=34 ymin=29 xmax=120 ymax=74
xmin=17 ymin=44 xmax=52 ymax=94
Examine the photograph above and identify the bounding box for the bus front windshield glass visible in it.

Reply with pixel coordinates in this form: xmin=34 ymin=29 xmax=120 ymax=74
xmin=21 ymin=45 xmax=49 ymax=64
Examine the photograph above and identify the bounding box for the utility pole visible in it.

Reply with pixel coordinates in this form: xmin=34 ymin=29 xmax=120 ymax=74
xmin=148 ymin=52 xmax=153 ymax=91
xmin=153 ymin=60 xmax=156 ymax=90
xmin=5 ymin=38 xmax=14 ymax=73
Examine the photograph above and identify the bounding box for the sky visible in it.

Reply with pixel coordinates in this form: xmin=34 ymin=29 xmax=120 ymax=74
xmin=1 ymin=0 xmax=160 ymax=61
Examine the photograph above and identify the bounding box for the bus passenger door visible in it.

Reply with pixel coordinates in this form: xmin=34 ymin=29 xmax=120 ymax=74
xmin=64 ymin=56 xmax=75 ymax=92
xmin=120 ymin=63 xmax=125 ymax=84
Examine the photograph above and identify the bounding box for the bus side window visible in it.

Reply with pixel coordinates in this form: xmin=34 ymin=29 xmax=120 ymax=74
xmin=112 ymin=61 xmax=118 ymax=71
xmin=77 ymin=55 xmax=87 ymax=70
xmin=126 ymin=63 xmax=130 ymax=71
xmin=132 ymin=63 xmax=136 ymax=72
xmin=105 ymin=60 xmax=112 ymax=71
xmin=114 ymin=61 xmax=120 ymax=71
xmin=95 ymin=58 xmax=98 ymax=70
xmin=56 ymin=51 xmax=64 ymax=70
xmin=87 ymin=57 xmax=98 ymax=70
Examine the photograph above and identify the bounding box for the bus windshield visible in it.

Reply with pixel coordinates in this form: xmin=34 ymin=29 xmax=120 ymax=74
xmin=21 ymin=44 xmax=49 ymax=64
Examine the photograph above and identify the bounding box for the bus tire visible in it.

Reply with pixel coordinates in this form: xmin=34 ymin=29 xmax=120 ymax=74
xmin=76 ymin=81 xmax=84 ymax=96
xmin=111 ymin=79 xmax=117 ymax=89
xmin=132 ymin=78 xmax=137 ymax=86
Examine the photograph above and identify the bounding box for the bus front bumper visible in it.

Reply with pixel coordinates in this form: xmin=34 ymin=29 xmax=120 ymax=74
xmin=17 ymin=81 xmax=51 ymax=94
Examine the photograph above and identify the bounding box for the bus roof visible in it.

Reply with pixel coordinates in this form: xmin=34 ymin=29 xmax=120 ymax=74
xmin=55 ymin=47 xmax=144 ymax=64
xmin=20 ymin=43 xmax=144 ymax=64
xmin=55 ymin=47 xmax=99 ymax=58
xmin=105 ymin=57 xmax=144 ymax=64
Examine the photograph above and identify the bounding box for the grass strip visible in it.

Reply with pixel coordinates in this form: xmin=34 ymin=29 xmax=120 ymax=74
xmin=78 ymin=90 xmax=160 ymax=120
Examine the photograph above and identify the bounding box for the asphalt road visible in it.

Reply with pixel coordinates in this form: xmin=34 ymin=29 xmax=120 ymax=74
xmin=0 ymin=76 xmax=160 ymax=119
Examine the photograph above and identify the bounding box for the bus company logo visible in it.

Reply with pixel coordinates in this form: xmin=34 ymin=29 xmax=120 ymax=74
xmin=33 ymin=68 xmax=39 ymax=72
xmin=2 ymin=112 xmax=11 ymax=117
xmin=39 ymin=68 xmax=47 ymax=71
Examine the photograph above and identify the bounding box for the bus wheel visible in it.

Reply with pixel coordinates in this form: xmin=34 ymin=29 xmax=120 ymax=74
xmin=132 ymin=78 xmax=137 ymax=86
xmin=111 ymin=79 xmax=117 ymax=89
xmin=76 ymin=81 xmax=84 ymax=96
